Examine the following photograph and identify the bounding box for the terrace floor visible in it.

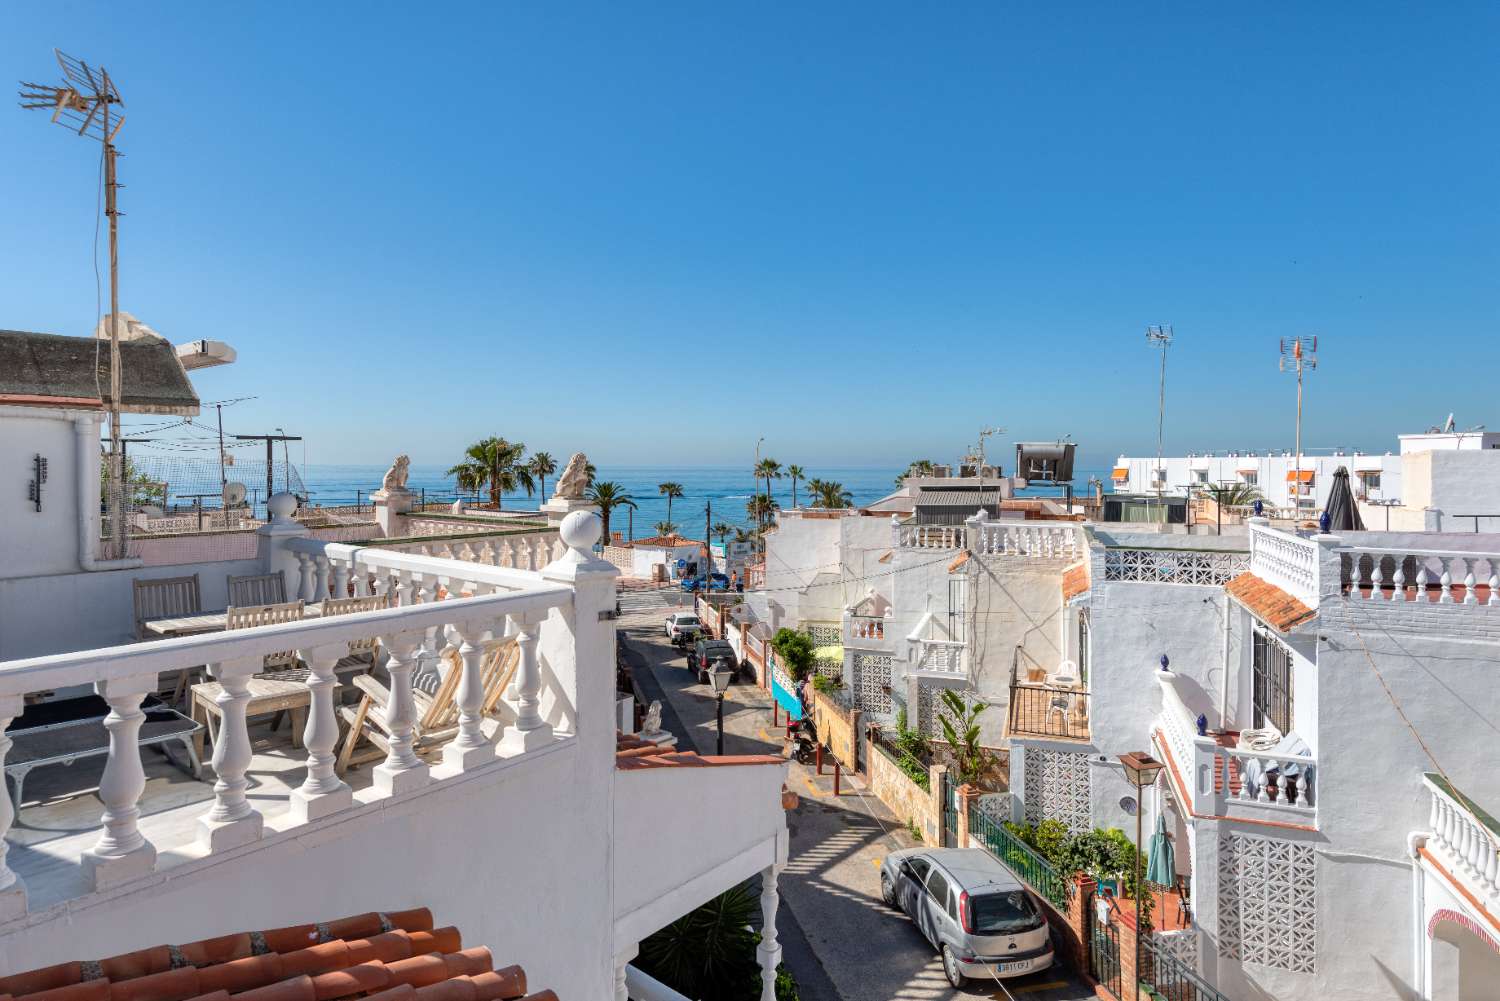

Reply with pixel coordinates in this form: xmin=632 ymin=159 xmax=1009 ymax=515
xmin=1006 ymin=686 xmax=1091 ymax=742
xmin=8 ymin=714 xmax=393 ymax=910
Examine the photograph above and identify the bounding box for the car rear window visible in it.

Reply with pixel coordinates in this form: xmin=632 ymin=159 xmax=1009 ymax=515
xmin=969 ymin=890 xmax=1044 ymax=934
xmin=677 ymin=616 xmax=699 ymax=625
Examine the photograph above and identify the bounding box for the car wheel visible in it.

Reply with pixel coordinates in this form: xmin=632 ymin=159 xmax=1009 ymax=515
xmin=880 ymin=874 xmax=896 ymax=907
xmin=940 ymin=945 xmax=966 ymax=989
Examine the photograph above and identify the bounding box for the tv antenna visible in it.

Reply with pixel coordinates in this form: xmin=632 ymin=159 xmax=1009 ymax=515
xmin=21 ymin=50 xmax=129 ymax=558
xmin=1145 ymin=325 xmax=1173 ymax=513
xmin=1279 ymin=336 xmax=1318 ymax=510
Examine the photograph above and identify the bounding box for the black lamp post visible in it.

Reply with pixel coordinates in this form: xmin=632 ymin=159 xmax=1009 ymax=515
xmin=709 ymin=661 xmax=733 ymax=755
xmin=1118 ymin=751 xmax=1165 ymax=987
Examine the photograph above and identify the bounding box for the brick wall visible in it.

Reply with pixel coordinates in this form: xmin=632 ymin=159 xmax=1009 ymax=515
xmin=867 ymin=744 xmax=943 ymax=844
xmin=811 ymin=688 xmax=861 ymax=771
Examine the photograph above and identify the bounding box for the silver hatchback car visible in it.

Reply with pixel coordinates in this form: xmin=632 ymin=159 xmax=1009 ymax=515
xmin=879 ymin=847 xmax=1054 ymax=989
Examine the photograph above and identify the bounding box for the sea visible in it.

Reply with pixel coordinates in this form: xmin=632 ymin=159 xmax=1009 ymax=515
xmin=293 ymin=464 xmax=1110 ymax=539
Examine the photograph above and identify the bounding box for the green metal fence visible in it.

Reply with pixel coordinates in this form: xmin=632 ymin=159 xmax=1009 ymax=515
xmin=967 ymin=806 xmax=1070 ymax=910
xmin=1139 ymin=937 xmax=1231 ymax=1001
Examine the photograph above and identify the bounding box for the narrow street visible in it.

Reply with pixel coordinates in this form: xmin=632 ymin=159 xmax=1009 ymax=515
xmin=618 ymin=597 xmax=1095 ymax=1001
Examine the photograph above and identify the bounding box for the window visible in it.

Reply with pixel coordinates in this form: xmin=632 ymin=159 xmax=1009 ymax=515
xmin=1193 ymin=469 xmax=1208 ymax=484
xmin=1152 ymin=468 xmax=1167 ymax=485
xmin=906 ymin=856 xmax=931 ymax=883
xmin=948 ymin=577 xmax=966 ymax=640
xmin=1240 ymin=471 xmax=1258 ymax=486
xmin=970 ymin=891 xmax=1045 ymax=935
xmin=925 ymin=868 xmax=950 ymax=907
xmin=1252 ymin=624 xmax=1293 ymax=733
xmin=1358 ymin=471 xmax=1381 ymax=491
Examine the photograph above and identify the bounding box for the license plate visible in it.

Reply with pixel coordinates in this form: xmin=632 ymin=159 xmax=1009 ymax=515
xmin=994 ymin=960 xmax=1028 ymax=973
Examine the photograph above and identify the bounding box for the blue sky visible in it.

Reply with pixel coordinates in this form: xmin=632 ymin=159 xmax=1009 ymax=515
xmin=2 ymin=3 xmax=1495 ymax=470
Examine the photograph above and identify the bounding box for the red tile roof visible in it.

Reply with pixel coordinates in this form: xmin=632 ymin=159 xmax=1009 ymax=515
xmin=625 ymin=535 xmax=703 ymax=549
xmin=1061 ymin=563 xmax=1090 ymax=601
xmin=1225 ymin=572 xmax=1316 ymax=632
xmin=615 ymin=733 xmax=787 ymax=773
xmin=947 ymin=552 xmax=971 ymax=573
xmin=0 ymin=910 xmax=556 ymax=1001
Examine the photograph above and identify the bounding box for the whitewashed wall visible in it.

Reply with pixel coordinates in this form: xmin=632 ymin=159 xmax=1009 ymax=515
xmin=0 ymin=408 xmax=93 ymax=579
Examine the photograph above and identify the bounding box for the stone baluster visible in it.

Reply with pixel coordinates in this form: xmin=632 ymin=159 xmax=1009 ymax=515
xmin=499 ymin=539 xmax=514 ymax=568
xmin=1368 ymin=561 xmax=1382 ymax=600
xmin=82 ymin=675 xmax=159 ymax=889
xmin=297 ymin=552 xmax=316 ymax=602
xmin=1441 ymin=561 xmax=1454 ymax=604
xmin=373 ymin=632 xmax=428 ymax=794
xmin=499 ymin=613 xmax=551 ymax=756
xmin=444 ymin=618 xmax=497 ymax=770
xmin=757 ymin=865 xmax=783 ymax=1001
xmin=1489 ymin=569 xmax=1500 ymax=606
xmin=395 ymin=569 xmax=413 ymax=607
xmin=332 ymin=558 xmax=350 ymax=599
xmin=313 ymin=554 xmax=331 ymax=601
xmin=552 ymin=538 xmax=566 ymax=562
xmin=1389 ymin=562 xmax=1404 ymax=602
xmin=197 ymin=657 xmax=264 ymax=851
xmin=291 ymin=643 xmax=355 ymax=821
xmin=353 ymin=565 xmax=370 ymax=597
xmin=1464 ymin=564 xmax=1478 ymax=605
xmin=1415 ymin=565 xmax=1429 ymax=602
xmin=0 ymin=695 xmax=27 ymax=919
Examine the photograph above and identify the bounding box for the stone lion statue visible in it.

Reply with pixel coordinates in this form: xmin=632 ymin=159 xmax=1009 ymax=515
xmin=642 ymin=700 xmax=663 ymax=736
xmin=554 ymin=452 xmax=590 ymax=499
xmin=380 ymin=454 xmax=411 ymax=493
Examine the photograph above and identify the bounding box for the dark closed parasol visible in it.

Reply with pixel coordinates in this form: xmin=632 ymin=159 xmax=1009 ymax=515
xmin=1323 ymin=466 xmax=1366 ymax=532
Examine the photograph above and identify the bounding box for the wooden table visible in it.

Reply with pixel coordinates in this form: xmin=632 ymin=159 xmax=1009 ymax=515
xmin=190 ymin=670 xmax=312 ymax=770
xmin=143 ymin=603 xmax=325 ymax=638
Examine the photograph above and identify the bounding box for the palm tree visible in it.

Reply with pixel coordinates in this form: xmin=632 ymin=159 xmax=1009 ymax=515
xmin=786 ymin=464 xmax=805 ymax=508
xmin=746 ymin=493 xmax=778 ymax=530
xmin=635 ymin=886 xmax=760 ymax=1001
xmin=654 ymin=520 xmax=679 ymax=537
xmin=895 ymin=459 xmax=937 ymax=487
xmin=447 ymin=437 xmax=535 ymax=508
xmin=586 ymin=481 xmax=636 ymax=545
xmin=529 ymin=452 xmax=557 ymax=499
xmin=1202 ymin=482 xmax=1261 ymax=508
xmin=809 ymin=479 xmax=853 ymax=509
xmin=658 ymin=482 xmax=684 ymax=528
xmin=712 ymin=521 xmax=733 ymax=545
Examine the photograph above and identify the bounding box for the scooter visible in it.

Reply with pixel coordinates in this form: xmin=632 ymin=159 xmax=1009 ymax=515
xmin=789 ymin=718 xmax=818 ymax=766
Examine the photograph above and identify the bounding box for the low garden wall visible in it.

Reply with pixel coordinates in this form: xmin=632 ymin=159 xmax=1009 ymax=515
xmin=810 ymin=688 xmax=860 ymax=771
xmin=868 ymin=741 xmax=944 ymax=844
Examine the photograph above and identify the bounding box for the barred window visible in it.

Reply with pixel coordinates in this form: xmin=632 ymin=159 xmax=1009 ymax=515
xmin=1252 ymin=624 xmax=1293 ymax=733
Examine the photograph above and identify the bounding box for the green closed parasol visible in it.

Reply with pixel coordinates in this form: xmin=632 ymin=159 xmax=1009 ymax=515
xmin=1146 ymin=812 xmax=1175 ymax=887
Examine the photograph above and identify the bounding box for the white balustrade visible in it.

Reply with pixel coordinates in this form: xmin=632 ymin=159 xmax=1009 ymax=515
xmin=844 ymin=613 xmax=889 ymax=647
xmin=1425 ymin=776 xmax=1500 ymax=906
xmin=1342 ymin=545 xmax=1500 ymax=608
xmin=896 ymin=524 xmax=967 ymax=550
xmin=1248 ymin=522 xmax=1320 ymax=606
xmin=914 ymin=638 xmax=965 ymax=676
xmin=0 ymin=531 xmax=580 ymax=915
xmin=969 ymin=520 xmax=1085 ymax=560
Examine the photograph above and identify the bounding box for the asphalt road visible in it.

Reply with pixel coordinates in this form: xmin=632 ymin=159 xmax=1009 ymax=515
xmin=618 ymin=599 xmax=1095 ymax=1001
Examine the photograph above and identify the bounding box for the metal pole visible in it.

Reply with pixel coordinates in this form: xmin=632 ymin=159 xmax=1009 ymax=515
xmin=1135 ymin=783 xmax=1144 ymax=985
xmin=265 ymin=439 xmax=274 ymax=503
xmin=1156 ymin=342 xmax=1167 ymax=515
xmin=716 ymin=693 xmax=725 ymax=756
xmin=104 ymin=111 xmax=124 ymax=560
xmin=1294 ymin=364 xmax=1304 ymax=513
xmin=216 ymin=403 xmax=226 ymax=486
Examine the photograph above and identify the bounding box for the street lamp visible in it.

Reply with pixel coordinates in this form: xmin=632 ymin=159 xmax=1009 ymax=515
xmin=1118 ymin=751 xmax=1165 ymax=982
xmin=709 ymin=661 xmax=733 ymax=755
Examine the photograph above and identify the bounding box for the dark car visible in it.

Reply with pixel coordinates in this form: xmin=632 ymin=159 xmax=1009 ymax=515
xmin=680 ymin=573 xmax=731 ymax=593
xmin=687 ymin=638 xmax=738 ymax=682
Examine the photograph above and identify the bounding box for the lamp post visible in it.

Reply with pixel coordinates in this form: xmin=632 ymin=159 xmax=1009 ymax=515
xmin=709 ymin=662 xmax=733 ymax=755
xmin=1118 ymin=751 xmax=1165 ymax=988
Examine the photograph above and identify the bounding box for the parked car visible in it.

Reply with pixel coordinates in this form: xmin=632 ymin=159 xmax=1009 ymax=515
xmin=664 ymin=613 xmax=703 ymax=642
xmin=687 ymin=638 xmax=738 ymax=682
xmin=878 ymin=848 xmax=1054 ymax=988
xmin=679 ymin=573 xmax=731 ymax=593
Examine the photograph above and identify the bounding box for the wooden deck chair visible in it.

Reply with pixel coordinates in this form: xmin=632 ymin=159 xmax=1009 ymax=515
xmin=227 ymin=572 xmax=287 ymax=608
xmin=134 ymin=574 xmax=203 ymax=704
xmin=335 ymin=640 xmax=519 ymax=775
xmin=226 ymin=600 xmax=307 ymax=672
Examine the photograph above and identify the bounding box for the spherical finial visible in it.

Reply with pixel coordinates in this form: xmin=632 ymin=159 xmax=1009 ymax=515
xmin=560 ymin=509 xmax=602 ymax=553
xmin=268 ymin=492 xmax=298 ymax=522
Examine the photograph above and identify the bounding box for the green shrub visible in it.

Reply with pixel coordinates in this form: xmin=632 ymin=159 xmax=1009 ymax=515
xmin=771 ymin=628 xmax=816 ymax=682
xmin=1033 ymin=818 xmax=1070 ymax=863
xmin=774 ymin=963 xmax=798 ymax=1001
xmin=811 ymin=673 xmax=843 ymax=694
xmin=893 ymin=707 xmax=931 ymax=761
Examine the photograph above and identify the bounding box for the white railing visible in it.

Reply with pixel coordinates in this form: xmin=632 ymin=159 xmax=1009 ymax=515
xmin=373 ymin=530 xmax=563 ymax=572
xmin=0 ymin=548 xmax=576 ymax=908
xmin=896 ymin=524 xmax=967 ymax=550
xmin=969 ymin=520 xmax=1084 ymax=560
xmin=1341 ymin=546 xmax=1500 ymax=607
xmin=1154 ymin=671 xmax=1315 ymax=819
xmin=1248 ymin=521 xmax=1320 ymax=606
xmin=404 ymin=513 xmax=550 ymax=537
xmin=1425 ymin=774 xmax=1500 ymax=907
xmin=914 ymin=638 xmax=965 ymax=676
xmin=844 ymin=613 xmax=890 ymax=647
xmin=1104 ymin=548 xmax=1248 ymax=586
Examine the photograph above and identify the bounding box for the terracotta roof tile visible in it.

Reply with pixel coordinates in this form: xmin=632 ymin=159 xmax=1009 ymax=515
xmin=1226 ymin=572 xmax=1316 ymax=632
xmin=625 ymin=535 xmax=703 ymax=549
xmin=0 ymin=911 xmax=552 ymax=1001
xmin=615 ymin=732 xmax=786 ymax=773
xmin=947 ymin=552 xmax=970 ymax=573
xmin=1062 ymin=563 xmax=1090 ymax=601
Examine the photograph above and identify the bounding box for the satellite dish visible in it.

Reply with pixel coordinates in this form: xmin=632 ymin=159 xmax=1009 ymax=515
xmin=223 ymin=481 xmax=248 ymax=508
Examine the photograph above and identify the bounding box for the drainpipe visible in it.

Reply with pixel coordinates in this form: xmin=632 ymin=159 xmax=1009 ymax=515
xmin=1219 ymin=592 xmax=1232 ymax=728
xmin=1409 ymin=831 xmax=1430 ymax=1001
xmin=75 ymin=415 xmax=143 ymax=572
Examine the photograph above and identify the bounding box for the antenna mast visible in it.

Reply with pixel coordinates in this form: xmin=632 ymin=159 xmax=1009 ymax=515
xmin=1279 ymin=336 xmax=1318 ymax=513
xmin=21 ymin=50 xmax=128 ymax=559
xmin=1145 ymin=325 xmax=1173 ymax=517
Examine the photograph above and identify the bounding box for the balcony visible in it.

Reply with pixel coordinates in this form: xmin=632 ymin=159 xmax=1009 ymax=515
xmin=905 ymin=614 xmax=966 ymax=680
xmin=1421 ymin=773 xmax=1499 ymax=925
xmin=1007 ymin=683 xmax=1090 ymax=741
xmin=1103 ymin=547 xmax=1248 ymax=587
xmin=1153 ymin=670 xmax=1316 ymax=825
xmin=895 ymin=524 xmax=967 ymax=550
xmin=1247 ymin=521 xmax=1322 ymax=607
xmin=1341 ymin=544 xmax=1499 ymax=607
xmin=968 ymin=517 xmax=1084 ymax=561
xmin=843 ymin=612 xmax=891 ymax=650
